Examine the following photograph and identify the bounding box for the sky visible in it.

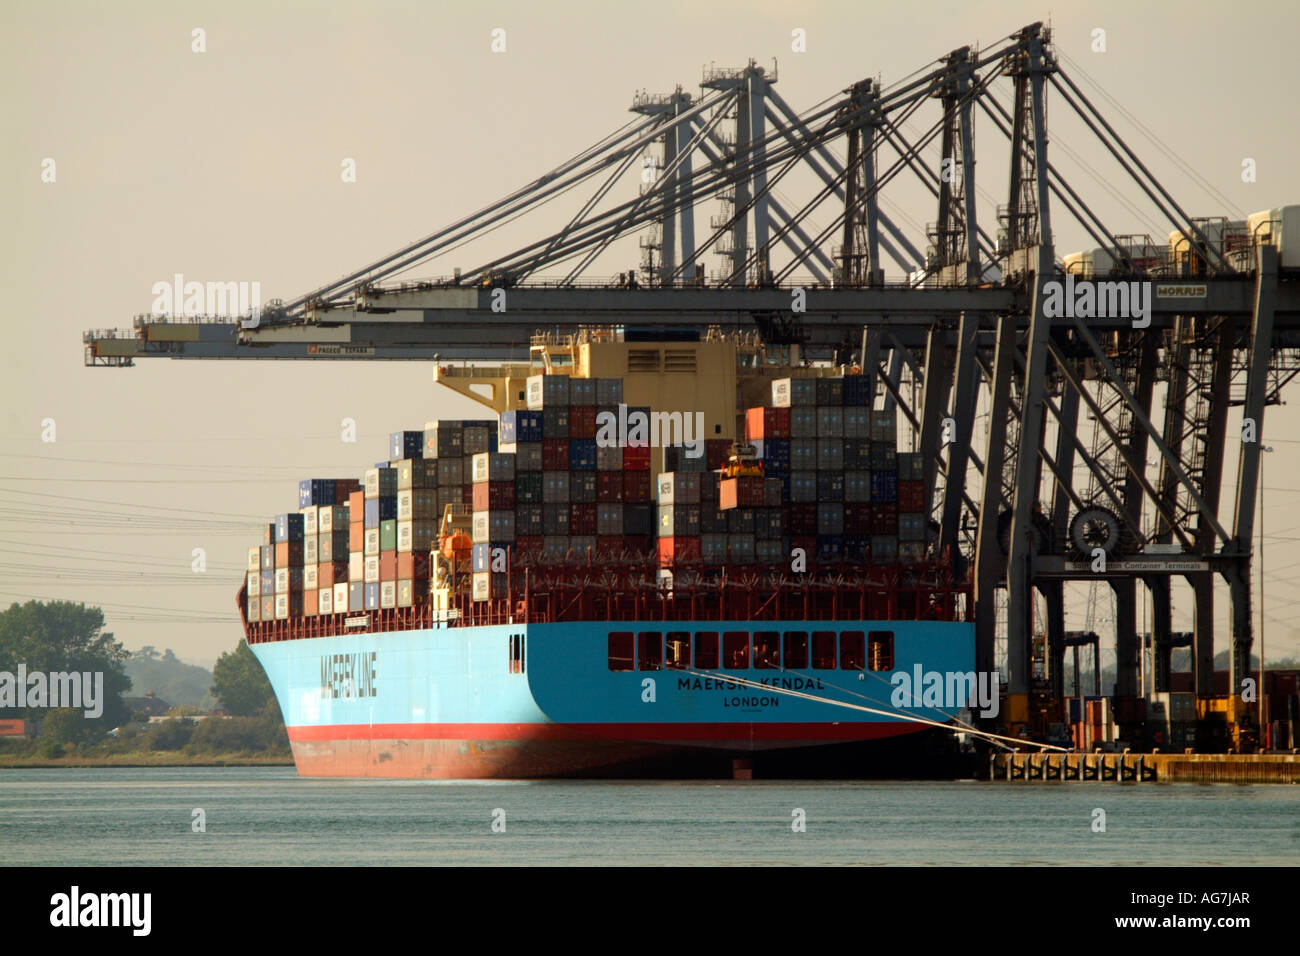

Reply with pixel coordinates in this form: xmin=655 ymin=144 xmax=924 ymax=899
xmin=2 ymin=0 xmax=1298 ymax=669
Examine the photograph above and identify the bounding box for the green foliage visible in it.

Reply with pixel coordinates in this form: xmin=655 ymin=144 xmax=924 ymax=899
xmin=186 ymin=712 xmax=290 ymax=755
xmin=125 ymin=647 xmax=217 ymax=710
xmin=143 ymin=718 xmax=195 ymax=751
xmin=40 ymin=707 xmax=87 ymax=745
xmin=211 ymin=640 xmax=276 ymax=716
xmin=0 ymin=600 xmax=132 ymax=733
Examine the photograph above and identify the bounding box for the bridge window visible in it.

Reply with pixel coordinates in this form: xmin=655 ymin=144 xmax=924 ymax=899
xmin=666 ymin=632 xmax=690 ymax=670
xmin=694 ymin=631 xmax=719 ymax=670
xmin=638 ymin=632 xmax=663 ymax=670
xmin=753 ymin=631 xmax=780 ymax=669
xmin=840 ymin=631 xmax=865 ymax=671
xmin=723 ymin=631 xmax=749 ymax=669
xmin=812 ymin=631 xmax=836 ymax=669
xmin=783 ymin=632 xmax=808 ymax=669
xmin=868 ymin=631 xmax=895 ymax=671
xmin=608 ymin=632 xmax=634 ymax=672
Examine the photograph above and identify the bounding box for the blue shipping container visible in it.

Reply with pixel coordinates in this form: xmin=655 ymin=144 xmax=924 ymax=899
xmin=569 ymin=439 xmax=597 ymax=471
xmin=817 ymin=535 xmax=844 ymax=563
xmin=390 ymin=431 xmax=424 ymax=461
xmin=871 ymin=472 xmax=898 ymax=502
xmin=298 ymin=478 xmax=336 ymax=508
xmin=276 ymin=513 xmax=304 ymax=542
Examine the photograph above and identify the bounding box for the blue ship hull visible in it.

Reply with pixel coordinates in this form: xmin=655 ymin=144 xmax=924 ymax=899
xmin=250 ymin=619 xmax=976 ymax=778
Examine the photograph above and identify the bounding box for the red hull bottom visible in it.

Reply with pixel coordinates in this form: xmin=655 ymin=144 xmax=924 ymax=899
xmin=288 ymin=723 xmax=935 ymax=779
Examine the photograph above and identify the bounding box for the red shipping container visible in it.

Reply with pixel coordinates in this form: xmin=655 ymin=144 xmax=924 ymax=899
xmin=745 ymin=406 xmax=791 ymax=440
xmin=461 ymin=485 xmax=475 ymax=505
xmin=898 ymin=480 xmax=925 ymax=513
xmin=623 ymin=535 xmax=654 ymax=555
xmin=870 ymin=502 xmax=898 ymax=535
xmin=569 ymin=406 xmax=597 ymax=440
xmin=515 ymin=535 xmax=544 ymax=557
xmin=790 ymin=535 xmax=817 ymax=560
xmin=788 ymin=503 xmax=818 ymax=535
xmin=349 ymin=521 xmax=364 ymax=553
xmin=623 ymin=444 xmax=651 ymax=470
xmin=719 ymin=476 xmax=765 ymax=510
xmin=596 ymin=535 xmax=625 ymax=556
xmin=569 ymin=503 xmax=597 ymax=535
xmin=844 ymin=503 xmax=872 ymax=535
xmin=705 ymin=439 xmax=731 ymax=471
xmin=397 ymin=551 xmax=431 ymax=580
xmin=317 ymin=561 xmax=348 ymax=588
xmin=623 ymin=471 xmax=651 ymax=501
xmin=348 ymin=490 xmax=365 ymax=516
xmin=275 ymin=541 xmax=304 ymax=567
xmin=597 ymin=472 xmax=625 ymax=503
xmin=379 ymin=551 xmax=397 ymax=581
xmin=472 ymin=481 xmax=516 ymax=512
xmin=303 ymin=589 xmax=318 ymax=617
xmin=542 ymin=439 xmax=570 ymax=471
xmin=335 ymin=479 xmax=362 ymax=505
xmin=657 ymin=535 xmax=701 ymax=566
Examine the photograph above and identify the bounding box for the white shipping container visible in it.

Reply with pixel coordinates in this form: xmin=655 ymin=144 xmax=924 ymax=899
xmin=318 ymin=505 xmax=347 ymax=535
xmin=364 ymin=555 xmax=380 ymax=584
xmin=304 ymin=535 xmax=318 ymax=565
xmin=300 ymin=505 xmax=319 ymax=535
xmin=364 ymin=528 xmax=380 ymax=556
xmin=349 ymin=551 xmax=363 ymax=582
xmin=472 ymin=511 xmax=515 ymax=544
xmin=397 ymin=490 xmax=413 ymax=522
xmin=304 ymin=564 xmax=319 ymax=591
xmin=247 ymin=572 xmax=260 ymax=598
xmin=318 ymin=587 xmax=333 ymax=615
xmin=364 ymin=467 xmax=381 ymax=499
xmin=246 ymin=595 xmax=260 ymax=622
xmin=526 ymin=373 xmax=570 ymax=411
xmin=380 ymin=581 xmax=397 ymax=609
xmin=274 ymin=593 xmax=289 ymax=620
xmin=398 ymin=520 xmax=436 ymax=553
xmin=247 ymin=547 xmax=261 ymax=572
xmin=472 ymin=452 xmax=516 ymax=483
xmin=333 ymin=582 xmax=349 ymax=614
xmin=275 ymin=567 xmax=289 ymax=594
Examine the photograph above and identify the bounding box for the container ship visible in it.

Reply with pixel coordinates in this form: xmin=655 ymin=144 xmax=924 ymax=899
xmin=239 ymin=329 xmax=977 ymax=778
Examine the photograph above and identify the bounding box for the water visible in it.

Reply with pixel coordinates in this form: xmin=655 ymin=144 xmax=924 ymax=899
xmin=1 ymin=768 xmax=1297 ymax=865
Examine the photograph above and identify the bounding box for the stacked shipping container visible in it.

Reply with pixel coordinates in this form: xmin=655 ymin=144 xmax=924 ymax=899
xmin=245 ymin=372 xmax=934 ymax=622
xmin=654 ymin=375 xmax=930 ymax=572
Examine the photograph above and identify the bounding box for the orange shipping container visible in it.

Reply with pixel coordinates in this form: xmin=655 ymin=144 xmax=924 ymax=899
xmin=303 ymin=589 xmax=318 ymax=617
xmin=317 ymin=561 xmax=348 ymax=588
xmin=719 ymin=476 xmax=765 ymax=510
xmin=396 ymin=551 xmax=430 ymax=580
xmin=379 ymin=551 xmax=397 ymax=580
